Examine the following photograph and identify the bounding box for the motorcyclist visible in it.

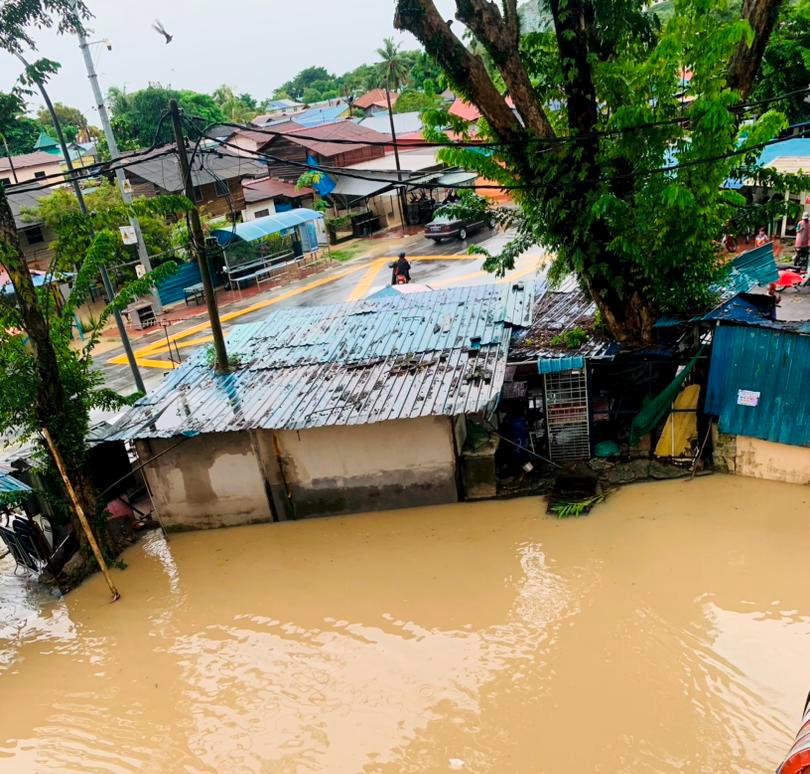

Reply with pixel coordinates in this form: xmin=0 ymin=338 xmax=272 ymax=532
xmin=391 ymin=252 xmax=411 ymax=285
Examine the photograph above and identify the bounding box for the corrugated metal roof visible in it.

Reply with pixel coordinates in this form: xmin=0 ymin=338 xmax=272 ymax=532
xmin=242 ymin=177 xmax=313 ymax=203
xmin=6 ymin=184 xmax=52 ymax=227
xmin=124 ymin=147 xmax=267 ymax=192
xmin=107 ymin=283 xmax=535 ymax=441
xmin=0 ymin=466 xmax=30 ymax=496
xmin=293 ymin=103 xmax=349 ymax=128
xmin=705 ymin=324 xmax=810 ymax=447
xmin=509 ymin=275 xmax=615 ymax=363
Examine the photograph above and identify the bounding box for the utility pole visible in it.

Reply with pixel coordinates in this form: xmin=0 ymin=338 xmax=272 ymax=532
xmin=15 ymin=53 xmax=146 ymax=394
xmin=384 ymin=78 xmax=407 ymax=236
xmin=74 ymin=20 xmax=162 ymax=314
xmin=168 ymin=99 xmax=229 ymax=372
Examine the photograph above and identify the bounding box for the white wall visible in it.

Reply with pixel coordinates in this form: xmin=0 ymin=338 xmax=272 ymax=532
xmin=734 ymin=435 xmax=810 ymax=485
xmin=243 ymin=198 xmax=277 ymax=221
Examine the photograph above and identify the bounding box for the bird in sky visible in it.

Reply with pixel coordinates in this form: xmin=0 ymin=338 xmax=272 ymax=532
xmin=152 ymin=19 xmax=173 ymax=44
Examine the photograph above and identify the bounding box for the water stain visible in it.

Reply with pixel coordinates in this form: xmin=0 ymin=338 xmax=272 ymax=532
xmin=0 ymin=475 xmax=807 ymax=773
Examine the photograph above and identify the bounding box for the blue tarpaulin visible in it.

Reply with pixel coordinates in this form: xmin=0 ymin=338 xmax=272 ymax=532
xmin=306 ymin=154 xmax=336 ymax=196
xmin=211 ymin=209 xmax=324 ymax=246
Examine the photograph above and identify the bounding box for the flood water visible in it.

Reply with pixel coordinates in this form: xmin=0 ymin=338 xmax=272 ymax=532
xmin=1 ymin=475 xmax=808 ymax=773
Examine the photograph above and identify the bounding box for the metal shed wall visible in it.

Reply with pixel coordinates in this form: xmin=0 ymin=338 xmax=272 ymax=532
xmin=705 ymin=325 xmax=810 ymax=447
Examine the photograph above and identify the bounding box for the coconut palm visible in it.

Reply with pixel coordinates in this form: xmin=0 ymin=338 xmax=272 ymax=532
xmin=376 ymin=37 xmax=409 ymax=93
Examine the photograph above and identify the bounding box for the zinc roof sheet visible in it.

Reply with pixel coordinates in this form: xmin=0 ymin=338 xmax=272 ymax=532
xmin=107 ymin=283 xmax=534 ymax=441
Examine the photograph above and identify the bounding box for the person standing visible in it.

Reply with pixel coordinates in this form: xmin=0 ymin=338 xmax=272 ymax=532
xmin=795 ymin=213 xmax=810 ymax=268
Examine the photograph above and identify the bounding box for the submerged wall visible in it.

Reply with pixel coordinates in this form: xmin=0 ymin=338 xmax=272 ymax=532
xmin=136 ymin=432 xmax=274 ymax=530
xmin=271 ymin=416 xmax=458 ymax=518
xmin=713 ymin=426 xmax=810 ymax=485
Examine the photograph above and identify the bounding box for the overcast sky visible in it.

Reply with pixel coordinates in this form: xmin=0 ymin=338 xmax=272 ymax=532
xmin=0 ymin=0 xmax=455 ymax=122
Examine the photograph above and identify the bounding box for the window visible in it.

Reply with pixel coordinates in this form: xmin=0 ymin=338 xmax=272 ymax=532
xmin=254 ymin=208 xmax=270 ymax=219
xmin=33 ymin=171 xmax=46 ymax=179
xmin=25 ymin=226 xmax=44 ymax=245
xmin=214 ymin=179 xmax=229 ymax=197
xmin=193 ymin=186 xmax=203 ymax=203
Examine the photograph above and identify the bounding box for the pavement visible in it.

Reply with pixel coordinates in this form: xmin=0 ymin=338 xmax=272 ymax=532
xmin=95 ymin=228 xmax=546 ymax=397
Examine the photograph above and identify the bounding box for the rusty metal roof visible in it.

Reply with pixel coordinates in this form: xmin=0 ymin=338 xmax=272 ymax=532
xmin=107 ymin=283 xmax=534 ymax=441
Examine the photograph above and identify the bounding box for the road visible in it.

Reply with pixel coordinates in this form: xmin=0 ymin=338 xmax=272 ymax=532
xmin=95 ymin=229 xmax=544 ymax=397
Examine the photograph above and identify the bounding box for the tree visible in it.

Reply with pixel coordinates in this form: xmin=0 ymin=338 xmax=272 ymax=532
xmin=108 ymin=85 xmax=225 ymax=148
xmin=752 ymin=0 xmax=810 ymax=124
xmin=36 ymin=101 xmax=87 ymax=143
xmin=395 ymin=0 xmax=789 ymax=343
xmin=0 ymin=91 xmax=41 ymax=154
xmin=277 ymin=66 xmax=335 ymax=101
xmin=376 ymin=37 xmax=410 ymax=92
xmin=394 ymin=88 xmax=441 ymax=113
xmin=212 ymin=85 xmax=260 ymax=122
xmin=25 ymin=179 xmax=175 ymax=278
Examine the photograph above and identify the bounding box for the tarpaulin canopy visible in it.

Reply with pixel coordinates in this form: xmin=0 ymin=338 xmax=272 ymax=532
xmin=629 ymin=352 xmax=700 ymax=446
xmin=211 ymin=209 xmax=323 ymax=246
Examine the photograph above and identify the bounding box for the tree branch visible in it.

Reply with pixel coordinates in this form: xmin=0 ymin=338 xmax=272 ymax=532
xmin=394 ymin=0 xmax=527 ymax=143
xmin=454 ymin=0 xmax=556 ymax=137
xmin=727 ymin=0 xmax=786 ymax=98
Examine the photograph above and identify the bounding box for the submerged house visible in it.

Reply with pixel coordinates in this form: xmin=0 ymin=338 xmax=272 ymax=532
xmin=107 ymin=283 xmax=534 ymax=530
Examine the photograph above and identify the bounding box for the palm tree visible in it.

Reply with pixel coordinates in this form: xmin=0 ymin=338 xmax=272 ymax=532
xmin=376 ymin=37 xmax=409 ymax=230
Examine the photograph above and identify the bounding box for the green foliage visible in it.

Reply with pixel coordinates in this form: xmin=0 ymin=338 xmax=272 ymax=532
xmin=394 ymin=88 xmax=440 ymax=113
xmin=549 ymin=494 xmax=606 ymax=518
xmin=0 ymin=91 xmax=41 ymax=154
xmin=550 ymin=327 xmax=590 ymax=348
xmin=23 ymin=180 xmax=184 ymax=278
xmin=423 ymin=0 xmax=801 ymax=330
xmin=107 ymin=85 xmax=225 ymax=148
xmin=376 ymin=37 xmax=410 ymax=92
xmin=36 ymin=101 xmax=87 ymax=143
xmin=204 ymin=345 xmax=241 ymax=369
xmin=212 ymin=84 xmax=260 ymax=123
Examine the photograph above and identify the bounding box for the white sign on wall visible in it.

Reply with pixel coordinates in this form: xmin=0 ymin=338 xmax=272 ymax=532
xmin=122 ymin=179 xmax=133 ymax=194
xmin=737 ymin=389 xmax=761 ymax=407
xmin=119 ymin=225 xmax=137 ymax=245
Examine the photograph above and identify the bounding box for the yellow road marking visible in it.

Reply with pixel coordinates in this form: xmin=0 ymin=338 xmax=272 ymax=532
xmin=108 ymin=262 xmax=369 ymax=365
xmin=108 ymin=253 xmax=528 ymax=368
xmin=347 ymin=257 xmax=387 ymax=301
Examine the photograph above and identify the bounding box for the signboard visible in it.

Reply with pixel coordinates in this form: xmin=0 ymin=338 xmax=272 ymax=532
xmin=122 ymin=179 xmax=133 ymax=194
xmin=737 ymin=389 xmax=760 ymax=407
xmin=135 ymin=264 xmax=146 ymax=278
xmin=119 ymin=225 xmax=137 ymax=245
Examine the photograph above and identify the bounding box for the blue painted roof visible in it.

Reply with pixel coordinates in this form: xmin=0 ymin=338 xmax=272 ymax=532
xmin=212 ymin=209 xmax=323 ymax=245
xmin=108 ymin=282 xmax=536 ymax=440
xmin=0 ymin=469 xmax=30 ymax=497
xmin=758 ymin=138 xmax=810 ymax=166
xmin=293 ymin=103 xmax=349 ymax=128
xmin=656 ymin=244 xmax=779 ymax=327
xmin=705 ymin=324 xmax=810 ymax=447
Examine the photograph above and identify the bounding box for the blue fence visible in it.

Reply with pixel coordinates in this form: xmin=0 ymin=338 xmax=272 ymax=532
xmin=156 ymin=259 xmax=220 ymax=306
xmin=705 ymin=325 xmax=810 ymax=447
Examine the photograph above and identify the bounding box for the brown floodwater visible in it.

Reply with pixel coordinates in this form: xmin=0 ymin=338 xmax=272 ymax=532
xmin=1 ymin=475 xmax=808 ymax=773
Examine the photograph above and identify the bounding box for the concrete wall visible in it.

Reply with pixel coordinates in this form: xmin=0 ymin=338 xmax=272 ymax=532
xmin=270 ymin=416 xmax=458 ymax=517
xmin=136 ymin=432 xmax=274 ymax=530
xmin=0 ymin=159 xmax=62 ymax=185
xmin=713 ymin=425 xmax=810 ymax=485
xmin=243 ymin=198 xmax=277 ymax=221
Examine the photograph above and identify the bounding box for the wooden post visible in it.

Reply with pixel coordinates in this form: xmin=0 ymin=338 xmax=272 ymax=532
xmin=41 ymin=428 xmax=120 ymax=602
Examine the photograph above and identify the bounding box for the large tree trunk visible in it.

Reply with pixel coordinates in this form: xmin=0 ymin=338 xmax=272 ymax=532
xmin=0 ymin=186 xmax=109 ymax=560
xmin=728 ymin=0 xmax=786 ymax=98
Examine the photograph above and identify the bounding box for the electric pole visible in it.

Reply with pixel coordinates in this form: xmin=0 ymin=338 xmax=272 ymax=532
xmin=74 ymin=20 xmax=162 ymax=314
xmin=15 ymin=52 xmax=146 ymax=395
xmin=168 ymin=99 xmax=229 ymax=372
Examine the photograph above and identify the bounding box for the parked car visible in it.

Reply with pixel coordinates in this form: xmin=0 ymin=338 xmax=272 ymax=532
xmin=424 ymin=212 xmax=492 ymax=242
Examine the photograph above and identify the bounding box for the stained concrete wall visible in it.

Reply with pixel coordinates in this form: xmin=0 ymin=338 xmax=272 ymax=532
xmin=270 ymin=416 xmax=458 ymax=517
xmin=136 ymin=432 xmax=274 ymax=530
xmin=713 ymin=425 xmax=810 ymax=485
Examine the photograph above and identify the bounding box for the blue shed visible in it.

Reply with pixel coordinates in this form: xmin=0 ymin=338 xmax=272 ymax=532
xmin=705 ymin=324 xmax=810 ymax=447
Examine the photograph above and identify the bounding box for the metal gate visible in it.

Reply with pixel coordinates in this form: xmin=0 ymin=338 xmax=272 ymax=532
xmin=544 ymin=367 xmax=591 ymax=462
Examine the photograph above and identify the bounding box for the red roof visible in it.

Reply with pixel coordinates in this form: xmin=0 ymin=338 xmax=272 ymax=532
xmin=242 ymin=176 xmax=314 ymax=203
xmin=354 ymin=89 xmax=398 ymax=110
xmin=448 ymin=96 xmax=515 ymax=122
xmin=0 ymin=151 xmax=61 ymax=172
xmin=271 ymin=121 xmax=391 ymax=157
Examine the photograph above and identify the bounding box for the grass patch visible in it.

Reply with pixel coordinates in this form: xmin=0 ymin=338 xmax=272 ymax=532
xmin=330 ymin=244 xmax=366 ymax=262
xmin=550 ymin=326 xmax=589 ymax=349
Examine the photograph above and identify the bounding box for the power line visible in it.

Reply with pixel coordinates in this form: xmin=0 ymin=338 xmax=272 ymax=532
xmin=207 ymin=85 xmax=810 ymax=151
